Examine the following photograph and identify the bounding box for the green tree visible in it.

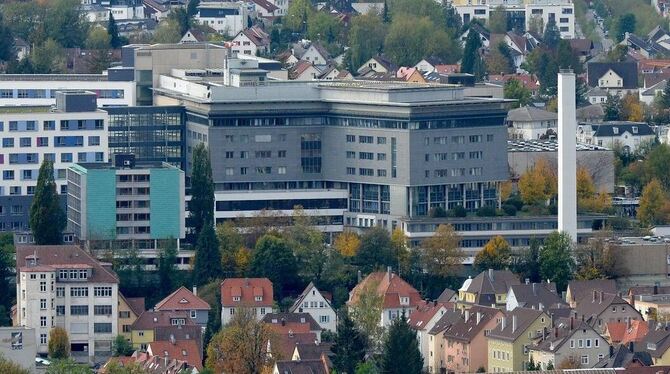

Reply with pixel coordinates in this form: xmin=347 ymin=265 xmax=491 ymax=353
xmin=384 ymin=15 xmax=461 ymax=66
xmin=421 ymin=224 xmax=464 ymax=278
xmin=217 ymin=221 xmax=245 ymax=277
xmin=442 ymin=1 xmax=461 ymax=32
xmin=31 ymin=38 xmax=66 ymax=73
xmin=286 ymin=0 xmax=313 ymax=32
xmin=513 ymin=239 xmax=542 ymax=283
xmin=638 ymin=179 xmax=668 ymax=226
xmin=474 ymin=236 xmax=512 ymax=272
xmin=0 ymin=234 xmax=14 ymax=326
xmin=112 ymin=335 xmax=134 ymax=357
xmin=575 ymin=230 xmax=615 ymax=280
xmin=29 ymin=160 xmax=66 ymax=245
xmin=169 ymin=7 xmax=191 ymax=36
xmin=307 ymin=11 xmax=342 ymax=43
xmin=604 ymin=94 xmax=622 ymax=121
xmin=187 ymin=0 xmax=201 ymax=17
xmin=108 ymin=12 xmax=123 ymax=48
xmin=556 ymin=39 xmax=581 ymax=73
xmin=539 ymin=232 xmax=575 ymax=291
xmin=355 ymin=226 xmax=394 ymax=273
xmin=331 ymin=311 xmax=368 ymax=374
xmin=349 ymin=279 xmax=384 ymax=347
xmin=504 ymin=79 xmax=532 ymax=108
xmin=203 ymin=284 xmax=222 ymax=361
xmin=48 ymin=327 xmax=70 ymax=359
xmin=189 ymin=143 xmax=214 ymax=237
xmin=615 ymin=13 xmax=636 ymax=42
xmin=644 ymin=144 xmax=670 ymax=191
xmin=152 ymin=20 xmax=182 ymax=43
xmin=86 ymin=27 xmax=112 ymax=73
xmin=486 ymin=41 xmax=515 ymax=75
xmin=158 ymin=239 xmax=178 ymax=296
xmin=355 ymin=362 xmax=379 ymax=374
xmin=46 ymin=359 xmax=91 ymax=374
xmin=86 ymin=27 xmax=111 ymax=50
xmin=0 ymin=353 xmax=30 ymax=374
xmin=193 ymin=222 xmax=223 ymax=285
xmin=488 ymin=5 xmax=507 ymax=33
xmin=44 ymin=0 xmax=90 ymax=48
xmin=0 ymin=12 xmax=14 ymax=62
xmin=250 ymin=234 xmax=298 ymax=298
xmin=348 ymin=13 xmax=385 ymax=70
xmin=607 ymin=45 xmax=629 ymax=62
xmin=285 ymin=208 xmax=328 ymax=283
xmin=381 ymin=314 xmax=422 ymax=374
xmin=543 ymin=18 xmax=560 ymax=50
xmin=461 ymin=28 xmax=485 ymax=79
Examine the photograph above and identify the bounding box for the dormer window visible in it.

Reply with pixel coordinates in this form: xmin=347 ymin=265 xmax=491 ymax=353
xmin=400 ymin=297 xmax=410 ymax=305
xmin=632 ymin=126 xmax=638 ymax=134
xmin=613 ymin=127 xmax=619 ymax=134
xmin=233 ymin=296 xmax=241 ymax=302
xmin=255 ymin=296 xmax=263 ymax=302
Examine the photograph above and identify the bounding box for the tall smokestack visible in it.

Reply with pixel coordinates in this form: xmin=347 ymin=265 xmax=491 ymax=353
xmin=558 ymin=71 xmax=577 ymax=242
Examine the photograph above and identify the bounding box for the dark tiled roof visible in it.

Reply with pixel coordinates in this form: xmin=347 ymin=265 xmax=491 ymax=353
xmin=16 ymin=245 xmax=118 ymax=284
xmin=575 ymin=292 xmax=635 ymax=322
xmin=488 ymin=308 xmax=546 ymax=341
xmin=131 ymin=310 xmax=194 ymax=330
xmin=428 ymin=309 xmax=462 ymax=335
xmin=588 ymin=122 xmax=655 ymax=137
xmin=154 ymin=325 xmax=203 ymax=353
xmin=641 ymin=327 xmax=670 ymax=358
xmin=463 ymin=269 xmax=520 ymax=306
xmin=443 ymin=305 xmax=501 ymax=342
xmin=437 ymin=288 xmax=456 ymax=304
xmin=570 ymin=38 xmax=594 ymax=55
xmin=594 ymin=344 xmax=653 ymax=368
xmin=262 ymin=313 xmax=322 ymax=332
xmin=275 ymin=358 xmax=329 ymax=374
xmin=532 ymin=319 xmax=598 ymax=353
xmin=293 ymin=341 xmax=333 ymax=360
xmin=567 ymin=279 xmax=617 ymax=304
xmin=587 ymin=62 xmax=638 ymax=89
xmin=508 ymin=282 xmax=567 ymax=310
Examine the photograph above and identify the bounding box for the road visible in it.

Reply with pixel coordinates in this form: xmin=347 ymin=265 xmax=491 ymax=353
xmin=586 ymin=8 xmax=615 ymax=52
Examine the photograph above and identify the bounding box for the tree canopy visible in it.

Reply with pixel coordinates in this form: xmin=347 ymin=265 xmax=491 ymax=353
xmin=381 ymin=314 xmax=423 ymax=374
xmin=30 ymin=160 xmax=66 ymax=245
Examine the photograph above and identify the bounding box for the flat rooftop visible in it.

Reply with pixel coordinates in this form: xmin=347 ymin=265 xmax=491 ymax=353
xmin=508 ymin=139 xmax=611 ymax=152
xmin=71 ymin=162 xmax=180 ymax=172
xmin=0 ymin=74 xmax=109 ymax=82
xmin=0 ymin=106 xmax=52 ymax=114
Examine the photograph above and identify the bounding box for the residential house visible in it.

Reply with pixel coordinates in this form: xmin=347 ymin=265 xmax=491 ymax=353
xmin=251 ymin=0 xmax=280 ymax=17
xmin=640 ymin=79 xmax=667 ymax=105
xmin=262 ymin=313 xmax=323 ymax=342
xmin=273 ymin=357 xmax=330 ymax=374
xmin=414 ymin=57 xmax=446 ymax=73
xmin=435 ymin=64 xmax=460 ymax=75
xmin=317 ymin=65 xmax=352 ymax=80
xmin=460 ymin=23 xmax=491 ymax=48
xmin=621 ymin=32 xmax=668 ymax=59
xmin=604 ymin=320 xmax=649 ymax=345
xmin=195 ymin=1 xmax=249 ymax=36
xmin=300 ymin=43 xmax=331 ymax=67
xmin=289 ymin=61 xmax=321 ymax=80
xmin=487 ymin=308 xmax=551 ymax=372
xmin=101 ymin=351 xmax=198 ymax=374
xmin=570 ymin=39 xmax=595 ymax=62
xmin=291 ymin=341 xmax=333 ymax=361
xmin=566 ymin=279 xmax=617 ymax=308
xmin=347 ymin=269 xmax=424 ymax=327
xmin=443 ymin=306 xmax=504 ymax=373
xmin=220 ymin=278 xmax=273 ymax=325
xmin=289 ymin=282 xmax=337 ymax=332
xmin=594 ymin=344 xmax=654 ymax=368
xmin=14 ymin=37 xmax=29 ymax=61
xmin=586 ymin=61 xmax=639 ymax=97
xmin=264 ymin=314 xmax=321 ymax=360
xmin=14 ymin=244 xmax=119 ymax=363
xmin=426 ymin=309 xmax=463 ymax=373
xmin=277 ymin=50 xmax=299 ymax=67
xmin=641 ymin=327 xmax=670 ymax=365
xmin=488 ymin=74 xmax=540 ymax=96
xmin=504 ymin=32 xmax=532 ymax=69
xmin=587 ymin=87 xmax=610 ymax=105
xmin=154 ymin=286 xmax=211 ymax=328
xmin=118 ymin=294 xmax=145 ymax=340
xmin=130 ymin=310 xmax=195 ymax=350
xmin=576 ymin=104 xmax=605 ymax=122
xmin=155 ymin=325 xmax=203 ymax=355
xmin=180 ymin=29 xmax=207 ymax=43
xmin=232 ymin=26 xmax=271 ymax=56
xmin=505 ymin=106 xmax=558 ymax=140
xmin=437 ymin=288 xmax=457 ymax=304
xmin=530 ymin=318 xmax=609 ymax=369
xmin=629 ymin=285 xmax=670 ymax=320
xmin=396 ymin=67 xmax=427 ymax=83
xmin=457 ymin=269 xmax=520 ymax=310
xmin=575 ymin=291 xmax=643 ymax=333
xmin=147 ymin=338 xmax=203 ymax=371
xmin=357 ymin=55 xmax=398 ymax=75
xmin=407 ymin=303 xmax=448 ymax=372
xmin=506 ymin=282 xmax=568 ymax=311
xmin=351 ymin=2 xmax=384 ymax=15
xmin=577 ymin=122 xmax=657 ymax=153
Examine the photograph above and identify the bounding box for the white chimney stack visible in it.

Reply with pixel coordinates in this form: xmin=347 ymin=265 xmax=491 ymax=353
xmin=558 ymin=71 xmax=577 ymax=242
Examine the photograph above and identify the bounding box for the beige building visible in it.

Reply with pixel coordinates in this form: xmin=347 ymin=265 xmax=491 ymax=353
xmin=530 ymin=319 xmax=610 ymax=369
xmin=487 ymin=308 xmax=551 ymax=372
xmin=118 ymin=294 xmax=144 ymax=340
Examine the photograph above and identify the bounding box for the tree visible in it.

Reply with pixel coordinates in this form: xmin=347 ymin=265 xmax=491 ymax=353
xmin=384 ymin=15 xmax=461 ymax=67
xmin=486 ymin=41 xmax=515 ymax=75
xmin=381 ymin=314 xmax=422 ymax=374
xmin=0 ymin=234 xmax=14 ymax=326
xmin=356 ymin=362 xmax=379 ymax=374
xmin=112 ymin=335 xmax=134 ymax=357
xmin=575 ymin=230 xmax=615 ymax=280
xmin=355 ymin=226 xmax=394 ymax=273
xmin=31 ymin=39 xmax=66 ymax=74
xmin=307 ymin=11 xmax=342 ymax=44
xmin=187 ymin=0 xmax=201 ymax=17
xmin=474 ymin=236 xmax=512 ymax=272
xmin=48 ymin=327 xmax=70 ymax=359
xmin=0 ymin=353 xmax=30 ymax=374
xmin=334 ymin=231 xmax=361 ymax=257
xmin=217 ymin=221 xmax=245 ymax=277
xmin=349 ymin=279 xmax=384 ymax=348
xmin=157 ymin=239 xmax=178 ymax=296
xmin=206 ymin=308 xmax=276 ymax=373
xmin=504 ymin=79 xmax=532 ymax=108
xmin=169 ymin=7 xmax=191 ymax=36
xmin=108 ymin=13 xmax=123 ymax=49
xmin=577 ymin=166 xmax=596 ymax=210
xmin=348 ymin=14 xmax=386 ymax=71
xmin=44 ymin=0 xmax=90 ymax=48
xmin=556 ymin=39 xmax=582 ymax=73
xmin=0 ymin=13 xmax=14 ymax=62
xmin=152 ymin=20 xmax=182 ymax=43
xmin=250 ymin=234 xmax=298 ymax=298
xmin=286 ymin=0 xmax=313 ymax=32
xmin=29 ymin=160 xmax=65 ymax=245
xmin=86 ymin=27 xmax=112 ymax=73
xmin=104 ymin=360 xmax=147 ymax=374
xmin=189 ymin=143 xmax=214 ymax=237
xmin=331 ymin=311 xmax=368 ymax=374
xmin=442 ymin=1 xmax=461 ymax=33
xmin=421 ymin=224 xmax=464 ymax=278
xmin=638 ymin=179 xmax=669 ymax=226
xmin=285 ymin=208 xmax=328 ymax=283
xmin=461 ymin=28 xmax=484 ymax=79
xmin=539 ymin=232 xmax=575 ymax=291
xmin=528 ymin=15 xmax=544 ymax=35
xmin=45 ymin=359 xmax=91 ymax=374
xmin=604 ymin=94 xmax=622 ymax=121
xmin=615 ymin=13 xmax=636 ymax=42
xmin=518 ymin=158 xmax=556 ymax=206
xmin=391 ymin=228 xmax=410 ymax=276
xmin=203 ymin=283 xmax=222 ymax=362
xmin=645 ymin=144 xmax=670 ymax=191
xmin=621 ymin=94 xmax=644 ymax=121
xmin=488 ymin=5 xmax=507 ymax=33
xmin=543 ymin=18 xmax=560 ymax=50
xmin=193 ymin=222 xmax=223 ymax=285
xmin=512 ymin=239 xmax=541 ymax=283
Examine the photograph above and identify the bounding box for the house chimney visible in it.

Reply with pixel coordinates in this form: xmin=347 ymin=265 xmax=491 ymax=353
xmin=387 ymin=266 xmax=393 ymax=279
xmin=170 ymin=334 xmax=176 ymax=345
xmin=609 ymin=345 xmax=615 ymax=357
xmin=512 ymin=314 xmax=518 ymax=333
xmin=599 ymin=291 xmax=603 ymax=304
xmin=477 ymin=312 xmax=482 ymax=325
xmin=525 ymin=278 xmax=530 ymax=285
xmin=357 ymin=270 xmax=362 ymax=283
xmin=570 ymin=316 xmax=574 ymax=330
xmin=192 ymin=285 xmax=197 ymax=296
xmin=465 ymin=310 xmax=470 ymax=322
xmin=281 ymin=318 xmax=286 ymax=326
xmin=627 ymin=318 xmax=632 ymax=330
xmin=538 ymin=302 xmax=544 ymax=311
xmin=654 ymin=284 xmax=659 ymax=295
xmin=488 ymin=269 xmax=494 ymax=281
xmin=532 ymin=283 xmax=537 ymax=296
xmin=558 ymin=70 xmax=577 ymax=241
xmin=554 ymin=326 xmax=558 ymax=338
xmin=629 ymin=341 xmax=634 ymax=352
xmin=501 ymin=317 xmax=507 ymax=330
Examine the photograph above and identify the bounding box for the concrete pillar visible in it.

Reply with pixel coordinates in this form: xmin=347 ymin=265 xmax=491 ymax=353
xmin=558 ymin=71 xmax=577 ymax=242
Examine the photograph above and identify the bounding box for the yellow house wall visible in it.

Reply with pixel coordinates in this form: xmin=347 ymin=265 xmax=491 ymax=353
xmin=131 ymin=329 xmax=154 ymax=349
xmin=488 ymin=338 xmax=514 ymax=372
xmin=654 ymin=348 xmax=670 ymax=366
xmin=511 ymin=315 xmax=552 ymax=371
xmin=118 ymin=297 xmax=138 ymax=340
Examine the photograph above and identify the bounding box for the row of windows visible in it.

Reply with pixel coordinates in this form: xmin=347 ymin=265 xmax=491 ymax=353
xmin=429 ymin=151 xmax=482 ymax=161
xmin=346 ymin=168 xmax=387 ymax=177
xmin=428 ymin=134 xmax=493 ymax=145
xmin=0 ymin=184 xmax=68 ymax=197
xmin=346 ymin=135 xmax=386 ymax=144
xmin=1 ymin=136 xmax=101 ymax=148
xmin=431 ymin=168 xmax=483 ymax=178
xmin=224 ymin=166 xmax=286 ymax=176
xmin=0 ymin=89 xmax=123 ymax=99
xmin=3 ymin=152 xmax=104 ymax=164
xmin=221 ymin=134 xmax=288 ymax=143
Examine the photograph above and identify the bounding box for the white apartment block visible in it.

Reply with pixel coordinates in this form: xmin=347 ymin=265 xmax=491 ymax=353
xmin=0 ymin=75 xmax=135 ymax=107
xmin=289 ymin=283 xmax=337 ymax=332
xmin=0 ymin=92 xmax=108 ymax=198
xmin=452 ymin=0 xmax=575 ymax=39
xmin=196 ymin=1 xmax=249 ymax=37
xmin=15 ymin=244 xmax=119 ymax=363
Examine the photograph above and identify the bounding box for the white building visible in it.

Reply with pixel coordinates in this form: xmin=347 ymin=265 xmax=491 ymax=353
xmin=577 ymin=122 xmax=657 ymax=153
xmin=196 ymin=1 xmax=249 ymax=37
xmin=220 ymin=278 xmax=274 ymax=325
xmin=289 ymin=282 xmax=337 ymax=332
xmin=84 ymin=3 xmax=145 ymax=22
xmin=15 ymin=244 xmax=119 ymax=363
xmin=0 ymin=74 xmax=135 ymax=107
xmin=506 ymin=106 xmax=558 ymax=140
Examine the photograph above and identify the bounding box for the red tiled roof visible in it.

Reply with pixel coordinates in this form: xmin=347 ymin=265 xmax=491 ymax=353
xmin=606 ymin=322 xmax=627 ymax=343
xmin=348 ymin=271 xmax=423 ymax=309
xmin=221 ymin=278 xmax=273 ymax=307
xmin=488 ymin=74 xmax=539 ymax=91
xmin=435 ymin=64 xmax=459 ymax=74
xmin=622 ymin=320 xmax=650 ymax=345
xmin=16 ymin=245 xmax=118 ymax=284
xmin=406 ymin=303 xmax=444 ymax=330
xmin=155 ymin=286 xmax=211 ymax=311
xmin=273 ymin=332 xmax=318 ymax=360
xmin=126 ymin=297 xmax=146 ymax=316
xmin=251 ymin=0 xmax=279 ymax=13
xmin=148 ymin=340 xmax=203 ymax=370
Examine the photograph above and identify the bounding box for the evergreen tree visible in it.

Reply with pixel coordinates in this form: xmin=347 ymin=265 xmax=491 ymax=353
xmin=0 ymin=13 xmax=14 ymax=62
xmin=381 ymin=314 xmax=423 ymax=374
xmin=461 ymin=29 xmax=484 ymax=79
xmin=29 ymin=160 xmax=65 ymax=245
xmin=107 ymin=12 xmax=122 ymax=48
xmin=0 ymin=235 xmax=13 ymax=326
xmin=157 ymin=239 xmax=178 ymax=297
xmin=187 ymin=0 xmax=201 ymax=17
xmin=442 ymin=1 xmax=461 ymax=32
xmin=604 ymin=94 xmax=622 ymax=121
xmin=250 ymin=233 xmax=298 ymax=298
xmin=331 ymin=311 xmax=368 ymax=374
xmin=203 ymin=284 xmax=222 ymax=362
xmin=539 ymin=231 xmax=575 ymax=292
xmin=192 ymin=221 xmax=222 ymax=285
xmin=382 ymin=0 xmax=390 ymax=23
xmin=662 ymin=80 xmax=670 ymax=109
xmin=189 ymin=143 xmax=214 ymax=238
xmin=543 ymin=18 xmax=560 ymax=50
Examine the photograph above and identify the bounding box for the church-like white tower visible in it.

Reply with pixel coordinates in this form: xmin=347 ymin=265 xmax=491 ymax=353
xmin=558 ymin=71 xmax=577 ymax=242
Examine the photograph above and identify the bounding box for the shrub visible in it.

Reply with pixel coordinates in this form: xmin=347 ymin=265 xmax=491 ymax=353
xmin=476 ymin=206 xmax=497 ymax=217
xmin=502 ymin=204 xmax=517 ymax=216
xmin=449 ymin=205 xmax=467 ymax=217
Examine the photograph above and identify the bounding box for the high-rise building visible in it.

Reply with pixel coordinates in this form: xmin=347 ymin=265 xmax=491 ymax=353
xmin=0 ymin=91 xmax=108 ymax=232
xmin=14 ymin=244 xmax=119 ymax=363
